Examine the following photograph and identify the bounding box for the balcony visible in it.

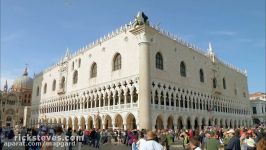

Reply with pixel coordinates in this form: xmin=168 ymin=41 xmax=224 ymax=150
xmin=57 ymin=88 xmax=65 ymax=95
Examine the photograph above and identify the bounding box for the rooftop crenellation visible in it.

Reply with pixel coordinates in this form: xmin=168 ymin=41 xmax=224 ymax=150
xmin=36 ymin=13 xmax=247 ymax=77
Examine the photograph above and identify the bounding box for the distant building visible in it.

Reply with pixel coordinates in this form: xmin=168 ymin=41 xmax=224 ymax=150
xmin=0 ymin=67 xmax=33 ymax=128
xmin=31 ymin=12 xmax=252 ymax=130
xmin=250 ymin=92 xmax=266 ymax=124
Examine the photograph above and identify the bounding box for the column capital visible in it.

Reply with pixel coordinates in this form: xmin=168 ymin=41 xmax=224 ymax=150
xmin=130 ymin=25 xmax=157 ymax=45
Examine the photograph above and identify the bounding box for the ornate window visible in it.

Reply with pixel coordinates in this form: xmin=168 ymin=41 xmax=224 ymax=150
xmin=52 ymin=79 xmax=56 ymax=91
xmin=78 ymin=58 xmax=81 ymax=68
xmin=180 ymin=61 xmax=186 ymax=77
xmin=90 ymin=63 xmax=97 ymax=78
xmin=73 ymin=70 xmax=78 ymax=84
xmin=213 ymin=78 xmax=217 ymax=88
xmin=113 ymin=53 xmax=121 ymax=71
xmin=155 ymin=52 xmax=163 ymax=70
xmin=133 ymin=88 xmax=138 ymax=103
xmin=199 ymin=69 xmax=204 ymax=82
xmin=43 ymin=83 xmax=47 ymax=94
xmin=60 ymin=77 xmax=65 ymax=89
xmin=72 ymin=62 xmax=74 ymax=70
xmin=36 ymin=86 xmax=39 ymax=96
xmin=223 ymin=78 xmax=226 ymax=89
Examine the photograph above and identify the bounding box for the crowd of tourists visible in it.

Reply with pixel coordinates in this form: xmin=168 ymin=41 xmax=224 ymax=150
xmin=1 ymin=125 xmax=266 ymax=150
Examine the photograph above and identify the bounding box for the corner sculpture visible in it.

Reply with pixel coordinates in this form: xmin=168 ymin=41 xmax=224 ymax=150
xmin=133 ymin=11 xmax=149 ymax=28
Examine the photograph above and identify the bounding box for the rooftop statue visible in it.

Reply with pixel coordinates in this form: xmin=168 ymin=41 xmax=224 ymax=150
xmin=133 ymin=11 xmax=149 ymax=28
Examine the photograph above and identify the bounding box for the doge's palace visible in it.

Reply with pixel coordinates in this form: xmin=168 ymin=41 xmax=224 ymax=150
xmin=31 ymin=12 xmax=252 ymax=130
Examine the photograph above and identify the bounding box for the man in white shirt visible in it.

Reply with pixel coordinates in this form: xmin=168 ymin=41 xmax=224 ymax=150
xmin=137 ymin=133 xmax=146 ymax=150
xmin=140 ymin=131 xmax=163 ymax=150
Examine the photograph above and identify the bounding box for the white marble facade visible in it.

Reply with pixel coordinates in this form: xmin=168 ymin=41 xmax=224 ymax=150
xmin=31 ymin=13 xmax=252 ymax=130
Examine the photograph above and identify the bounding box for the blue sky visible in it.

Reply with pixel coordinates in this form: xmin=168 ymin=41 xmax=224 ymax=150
xmin=1 ymin=0 xmax=265 ymax=93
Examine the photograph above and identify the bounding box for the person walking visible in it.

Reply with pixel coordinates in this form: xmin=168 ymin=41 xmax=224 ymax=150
xmin=205 ymin=131 xmax=220 ymax=150
xmin=53 ymin=126 xmax=65 ymax=150
xmin=140 ymin=131 xmax=163 ymax=150
xmin=95 ymin=130 xmax=101 ymax=148
xmin=137 ymin=133 xmax=146 ymax=150
xmin=0 ymin=128 xmax=4 ymax=150
xmin=189 ymin=137 xmax=202 ymax=150
xmin=180 ymin=130 xmax=189 ymax=150
xmin=243 ymin=130 xmax=256 ymax=150
xmin=225 ymin=129 xmax=241 ymax=150
xmin=77 ymin=129 xmax=83 ymax=150
xmin=66 ymin=127 xmax=73 ymax=150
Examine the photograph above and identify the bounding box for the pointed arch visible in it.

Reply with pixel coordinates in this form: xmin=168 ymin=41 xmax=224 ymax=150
xmin=90 ymin=62 xmax=97 ymax=78
xmin=60 ymin=76 xmax=65 ymax=89
xmin=36 ymin=86 xmax=40 ymax=96
xmin=213 ymin=77 xmax=217 ymax=88
xmin=43 ymin=83 xmax=47 ymax=94
xmin=155 ymin=52 xmax=163 ymax=70
xmin=73 ymin=70 xmax=78 ymax=84
xmin=104 ymin=115 xmax=112 ymax=129
xmin=52 ymin=79 xmax=56 ymax=91
xmin=113 ymin=53 xmax=121 ymax=71
xmin=167 ymin=115 xmax=174 ymax=129
xmin=199 ymin=68 xmax=204 ymax=83
xmin=177 ymin=116 xmax=183 ymax=129
xmin=223 ymin=77 xmax=226 ymax=89
xmin=180 ymin=61 xmax=186 ymax=77
xmin=114 ymin=114 xmax=123 ymax=129
xmin=155 ymin=114 xmax=164 ymax=130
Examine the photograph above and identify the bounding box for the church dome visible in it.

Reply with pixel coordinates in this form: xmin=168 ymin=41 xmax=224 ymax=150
xmin=12 ymin=67 xmax=33 ymax=91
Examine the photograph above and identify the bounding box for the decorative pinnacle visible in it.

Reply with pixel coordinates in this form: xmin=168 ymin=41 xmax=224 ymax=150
xmin=208 ymin=42 xmax=213 ymax=53
xmin=4 ymin=80 xmax=8 ymax=92
xmin=23 ymin=64 xmax=28 ymax=76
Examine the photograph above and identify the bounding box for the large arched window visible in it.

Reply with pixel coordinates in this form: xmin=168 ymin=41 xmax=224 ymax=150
xmin=90 ymin=63 xmax=97 ymax=78
xmin=199 ymin=69 xmax=204 ymax=83
xmin=78 ymin=58 xmax=81 ymax=68
xmin=36 ymin=86 xmax=40 ymax=96
xmin=155 ymin=52 xmax=163 ymax=70
xmin=213 ymin=78 xmax=217 ymax=88
xmin=43 ymin=83 xmax=47 ymax=94
xmin=72 ymin=62 xmax=74 ymax=70
xmin=60 ymin=77 xmax=65 ymax=89
xmin=223 ymin=77 xmax=226 ymax=89
xmin=113 ymin=53 xmax=121 ymax=71
xmin=73 ymin=70 xmax=78 ymax=84
xmin=180 ymin=61 xmax=186 ymax=77
xmin=52 ymin=79 xmax=56 ymax=91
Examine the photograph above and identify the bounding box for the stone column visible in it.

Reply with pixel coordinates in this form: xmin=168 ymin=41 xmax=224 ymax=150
xmin=112 ymin=123 xmax=115 ymax=129
xmin=123 ymin=124 xmax=127 ymax=130
xmin=198 ymin=122 xmax=202 ymax=130
xmin=174 ymin=95 xmax=176 ymax=111
xmin=66 ymin=119 xmax=69 ymax=129
xmin=163 ymin=92 xmax=166 ymax=110
xmin=152 ymin=92 xmax=155 ymax=109
xmin=99 ymin=95 xmax=102 ymax=108
xmin=130 ymin=91 xmax=133 ymax=108
xmin=191 ymin=119 xmax=195 ymax=130
xmin=124 ymin=92 xmax=127 ymax=105
xmin=183 ymin=121 xmax=187 ymax=130
xmin=107 ymin=93 xmax=110 ymax=110
xmin=130 ymin=25 xmax=155 ymax=129
xmin=118 ymin=91 xmax=121 ymax=109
